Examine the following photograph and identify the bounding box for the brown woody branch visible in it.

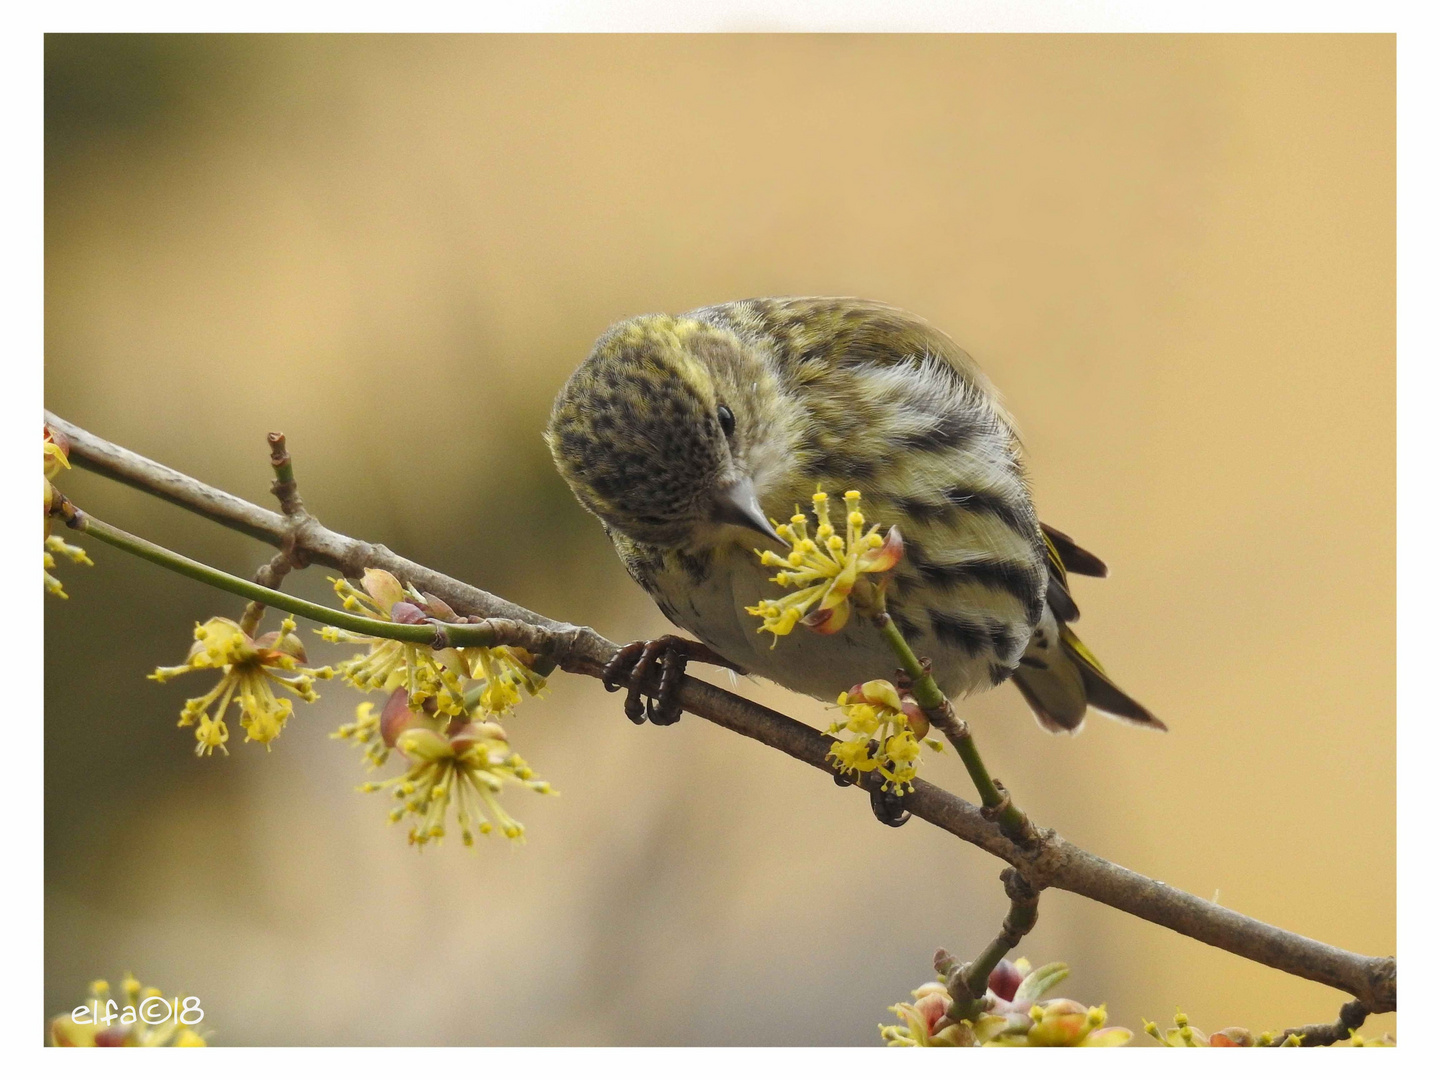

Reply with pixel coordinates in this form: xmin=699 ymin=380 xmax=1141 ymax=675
xmin=1273 ymin=998 xmax=1373 ymax=1047
xmin=238 ymin=433 xmax=310 ymax=635
xmin=42 ymin=411 xmax=1397 ymax=1017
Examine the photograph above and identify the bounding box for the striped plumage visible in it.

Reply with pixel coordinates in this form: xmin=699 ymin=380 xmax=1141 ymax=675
xmin=547 ymin=297 xmax=1162 ymax=733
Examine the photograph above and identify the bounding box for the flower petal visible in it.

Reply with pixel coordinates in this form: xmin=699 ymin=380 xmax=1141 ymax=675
xmin=1014 ymin=960 xmax=1070 ymax=1004
xmin=801 ymin=598 xmax=851 ymax=635
xmin=856 ymin=524 xmax=904 ymax=573
xmin=859 ymin=679 xmax=904 ymax=713
xmin=360 ymin=568 xmax=406 ymax=613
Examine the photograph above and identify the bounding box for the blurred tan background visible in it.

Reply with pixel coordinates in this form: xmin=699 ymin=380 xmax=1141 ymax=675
xmin=44 ymin=34 xmax=1395 ymax=1045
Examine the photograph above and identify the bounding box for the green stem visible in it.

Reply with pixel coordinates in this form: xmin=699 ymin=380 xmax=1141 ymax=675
xmin=962 ymin=869 xmax=1040 ymax=1000
xmin=873 ymin=611 xmax=1032 ymax=843
xmin=67 ymin=508 xmax=503 ymax=649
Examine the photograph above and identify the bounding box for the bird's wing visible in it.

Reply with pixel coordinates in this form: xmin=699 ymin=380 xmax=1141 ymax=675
xmin=691 ymin=296 xmax=994 ymax=391
xmin=1038 ymin=523 xmax=1110 ymax=623
xmin=1040 ymin=522 xmax=1108 ymax=577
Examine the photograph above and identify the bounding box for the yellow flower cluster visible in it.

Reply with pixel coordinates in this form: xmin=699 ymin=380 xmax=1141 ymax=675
xmin=322 ymin=569 xmax=552 ymax=849
xmin=150 ymin=616 xmax=333 ymax=754
xmin=50 ymin=974 xmax=207 ymax=1047
xmin=321 ymin=569 xmax=471 ymax=715
xmin=880 ymin=959 xmax=1132 ymax=1048
xmin=471 ymin=644 xmax=548 ymax=716
xmin=332 ymin=698 xmax=392 ymax=769
xmin=43 ymin=425 xmax=91 ymax=598
xmin=747 ymin=489 xmax=901 ymax=640
xmin=1143 ymin=1010 xmax=1394 ymax=1047
xmin=320 ymin=569 xmax=547 ymax=718
xmin=827 ymin=680 xmax=942 ymax=794
xmin=353 ymin=693 xmax=554 ymax=848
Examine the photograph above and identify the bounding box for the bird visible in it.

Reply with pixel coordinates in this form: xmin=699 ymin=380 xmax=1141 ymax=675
xmin=545 ymin=297 xmax=1163 ymax=739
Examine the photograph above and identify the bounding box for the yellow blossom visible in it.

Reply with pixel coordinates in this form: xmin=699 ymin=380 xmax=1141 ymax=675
xmin=746 ymin=489 xmax=902 ymax=641
xmin=880 ymin=959 xmax=1131 ymax=1048
xmin=50 ymin=973 xmax=208 ymax=1047
xmin=880 ymin=983 xmax=974 ymax=1046
xmin=44 ymin=425 xmax=91 ymax=598
xmin=986 ymin=999 xmax=1131 ymax=1047
xmin=332 ymin=700 xmax=390 ymax=769
xmin=467 ymin=644 xmax=548 ymax=716
xmin=357 ymin=699 xmax=555 ymax=849
xmin=1334 ymin=1031 xmax=1396 ymax=1047
xmin=1146 ymin=1010 xmax=1394 ymax=1048
xmin=45 ymin=535 xmax=93 ymax=598
xmin=44 ymin=424 xmax=70 ymax=481
xmin=1144 ymin=1010 xmax=1210 ymax=1046
xmin=319 ymin=569 xmax=470 ymax=715
xmin=151 ymin=616 xmax=333 ymax=754
xmin=827 ymin=679 xmax=943 ymax=794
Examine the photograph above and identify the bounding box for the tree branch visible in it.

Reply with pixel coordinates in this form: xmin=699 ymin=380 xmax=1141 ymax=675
xmin=965 ymin=868 xmax=1042 ymax=999
xmin=42 ymin=411 xmax=1397 ymax=1016
xmin=1273 ymin=998 xmax=1373 ymax=1047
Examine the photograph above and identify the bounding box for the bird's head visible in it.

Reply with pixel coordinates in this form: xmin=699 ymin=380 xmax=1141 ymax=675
xmin=546 ymin=314 xmax=787 ymax=549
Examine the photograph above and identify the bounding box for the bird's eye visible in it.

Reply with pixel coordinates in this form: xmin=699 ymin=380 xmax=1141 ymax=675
xmin=717 ymin=404 xmax=736 ymax=439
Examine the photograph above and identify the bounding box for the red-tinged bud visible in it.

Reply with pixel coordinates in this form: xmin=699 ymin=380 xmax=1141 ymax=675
xmin=44 ymin=424 xmax=71 ymax=457
xmin=988 ymin=958 xmax=1023 ymax=1002
xmin=93 ymin=1024 xmax=130 ymax=1047
xmin=933 ymin=949 xmax=961 ymax=979
xmin=256 ymin=628 xmax=309 ymax=662
xmin=359 ymin=568 xmax=406 ymax=611
xmin=857 ymin=679 xmax=903 ymax=711
xmin=419 ymin=592 xmax=459 ymax=620
xmin=856 ymin=524 xmax=904 ymax=573
xmin=800 ymin=600 xmax=850 ymax=635
xmin=900 ymin=700 xmax=930 ymax=739
xmin=1211 ymin=1027 xmax=1254 ymax=1047
xmin=390 ymin=601 xmax=427 ymax=624
xmin=914 ymin=992 xmax=949 ymax=1034
xmin=380 ymin=688 xmax=420 ymax=747
xmin=1027 ymin=999 xmax=1091 ymax=1046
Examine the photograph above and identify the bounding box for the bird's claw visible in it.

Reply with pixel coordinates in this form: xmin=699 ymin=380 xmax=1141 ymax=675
xmin=832 ymin=766 xmax=913 ymax=827
xmin=602 ymin=635 xmax=729 ymax=726
xmin=869 ymin=785 xmax=912 ymax=828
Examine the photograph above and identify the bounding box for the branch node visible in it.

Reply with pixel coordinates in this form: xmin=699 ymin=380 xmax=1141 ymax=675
xmin=426 ymin=619 xmax=454 ymax=651
xmin=267 ymin=431 xmax=307 ymax=519
xmin=1273 ymin=997 xmax=1374 ymax=1046
xmin=979 ymin=787 xmax=1012 ymax=823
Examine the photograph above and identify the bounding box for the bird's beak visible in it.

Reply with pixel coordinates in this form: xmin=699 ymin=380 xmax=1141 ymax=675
xmin=713 ymin=477 xmax=783 ymax=545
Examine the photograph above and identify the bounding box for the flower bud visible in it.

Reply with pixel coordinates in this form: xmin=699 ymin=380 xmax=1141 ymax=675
xmin=1026 ymin=998 xmax=1092 ymax=1046
xmin=1210 ymin=1027 xmax=1255 ymax=1047
xmin=914 ymin=991 xmax=949 ymax=1034
xmin=390 ymin=601 xmax=428 ymax=625
xmin=988 ymin=958 xmax=1023 ymax=1002
xmin=92 ymin=1024 xmax=130 ymax=1047
xmin=932 ymin=949 xmax=961 ymax=980
xmin=380 ymin=688 xmax=421 ymax=747
xmin=395 ymin=727 xmax=452 ymax=763
xmin=360 ymin=568 xmax=406 ymax=612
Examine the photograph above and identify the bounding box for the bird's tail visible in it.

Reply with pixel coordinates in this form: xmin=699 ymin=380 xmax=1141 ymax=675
xmin=1013 ymin=617 xmax=1165 ymax=733
xmin=1012 ymin=525 xmax=1166 ymax=734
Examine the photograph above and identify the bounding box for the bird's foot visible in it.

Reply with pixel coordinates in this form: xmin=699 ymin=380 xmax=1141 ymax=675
xmin=869 ymin=785 xmax=912 ymax=827
xmin=832 ymin=755 xmax=913 ymax=828
xmin=601 ymin=635 xmax=737 ymax=726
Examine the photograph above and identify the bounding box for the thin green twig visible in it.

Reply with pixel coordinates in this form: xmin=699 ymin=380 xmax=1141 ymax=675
xmin=873 ymin=610 xmax=1033 ymax=844
xmin=52 ymin=496 xmax=502 ymax=649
